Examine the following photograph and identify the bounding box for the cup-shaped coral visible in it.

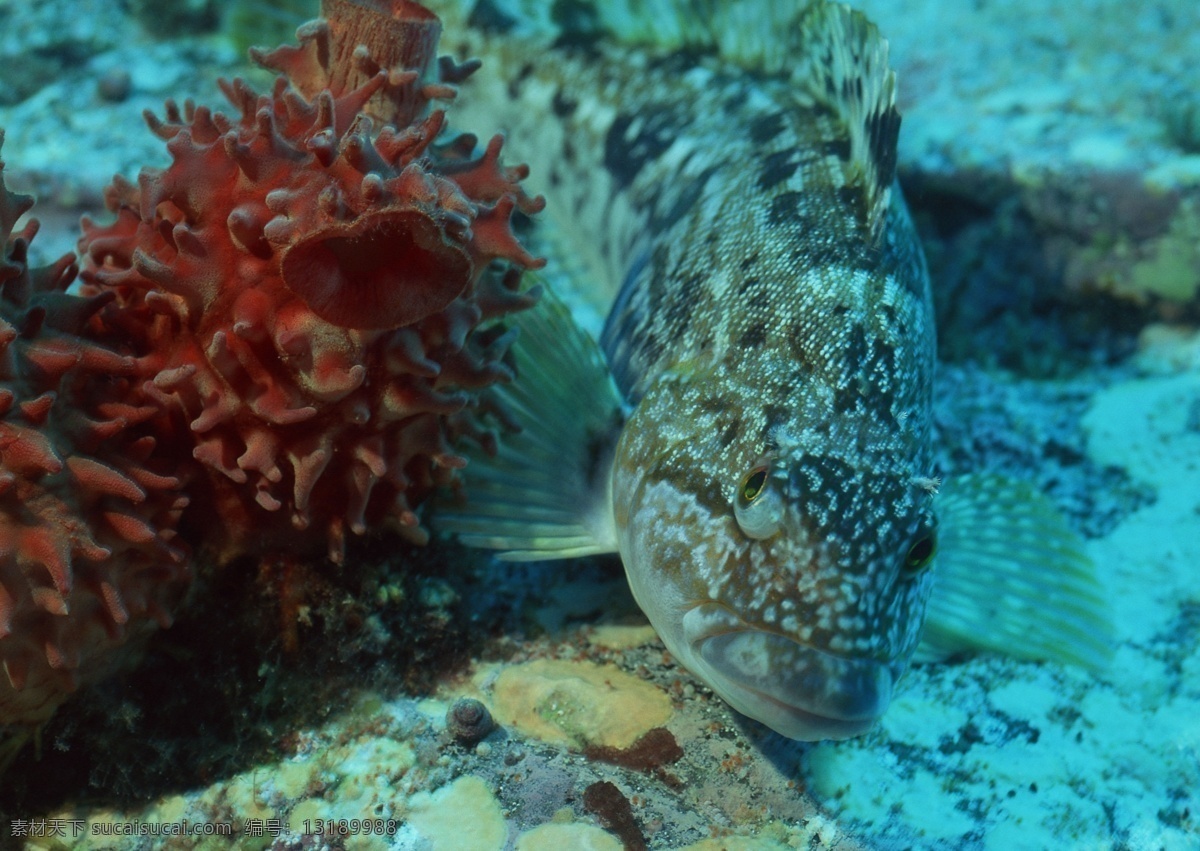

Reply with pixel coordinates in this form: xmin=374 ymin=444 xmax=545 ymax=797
xmin=80 ymin=0 xmax=544 ymax=564
xmin=0 ymin=133 xmax=190 ymax=733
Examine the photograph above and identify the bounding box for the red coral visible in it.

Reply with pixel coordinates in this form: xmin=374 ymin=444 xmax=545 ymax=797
xmin=0 ymin=133 xmax=190 ymax=729
xmin=80 ymin=0 xmax=543 ymax=563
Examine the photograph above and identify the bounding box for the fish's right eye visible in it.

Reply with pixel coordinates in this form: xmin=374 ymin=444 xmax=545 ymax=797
xmin=903 ymin=533 xmax=936 ymax=575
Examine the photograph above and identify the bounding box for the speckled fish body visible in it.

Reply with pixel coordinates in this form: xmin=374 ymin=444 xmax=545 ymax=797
xmin=597 ymin=58 xmax=939 ymax=739
xmin=437 ymin=1 xmax=937 ymax=739
xmin=435 ymin=1 xmax=1108 ymax=740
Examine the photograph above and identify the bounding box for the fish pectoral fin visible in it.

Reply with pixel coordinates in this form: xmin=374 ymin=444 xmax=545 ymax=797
xmin=434 ymin=276 xmax=624 ymax=561
xmin=914 ymin=474 xmax=1115 ymax=670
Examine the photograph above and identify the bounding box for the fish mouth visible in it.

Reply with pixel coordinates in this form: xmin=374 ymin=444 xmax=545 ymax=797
xmin=684 ymin=605 xmax=899 ymax=741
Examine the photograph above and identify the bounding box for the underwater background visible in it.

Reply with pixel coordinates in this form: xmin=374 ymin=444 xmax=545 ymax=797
xmin=0 ymin=0 xmax=1197 ymax=848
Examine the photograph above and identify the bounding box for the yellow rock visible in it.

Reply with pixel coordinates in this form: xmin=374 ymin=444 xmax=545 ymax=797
xmin=584 ymin=624 xmax=659 ymax=649
xmin=217 ymin=770 xmax=277 ymax=822
xmin=1126 ymin=203 xmax=1200 ymax=303
xmin=334 ymin=738 xmax=416 ymax=804
xmin=492 ymin=659 xmax=672 ymax=749
xmin=287 ymin=798 xmax=327 ymax=834
xmin=274 ymin=759 xmax=316 ymax=799
xmin=144 ymin=794 xmax=189 ymax=826
xmin=516 ymin=822 xmax=622 ymax=851
xmin=407 ymin=775 xmax=507 ymax=851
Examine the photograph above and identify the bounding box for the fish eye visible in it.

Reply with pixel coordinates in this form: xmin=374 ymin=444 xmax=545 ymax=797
xmin=740 ymin=467 xmax=768 ymax=503
xmin=904 ymin=533 xmax=936 ymax=575
xmin=733 ymin=464 xmax=782 ymax=540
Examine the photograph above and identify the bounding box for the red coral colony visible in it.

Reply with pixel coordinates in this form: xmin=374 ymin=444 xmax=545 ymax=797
xmin=0 ymin=0 xmax=544 ymax=753
xmin=0 ymin=137 xmax=190 ymax=736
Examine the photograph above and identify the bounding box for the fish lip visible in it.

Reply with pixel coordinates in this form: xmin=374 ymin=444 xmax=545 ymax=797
xmin=717 ymin=679 xmax=881 ymax=741
xmin=684 ymin=605 xmax=898 ymax=740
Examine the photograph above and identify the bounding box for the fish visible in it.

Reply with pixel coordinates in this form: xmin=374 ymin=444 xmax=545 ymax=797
xmin=432 ymin=0 xmax=1113 ymax=740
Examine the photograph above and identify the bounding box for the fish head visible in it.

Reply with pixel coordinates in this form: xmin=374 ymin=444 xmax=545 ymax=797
xmin=612 ymin=359 xmax=937 ymax=741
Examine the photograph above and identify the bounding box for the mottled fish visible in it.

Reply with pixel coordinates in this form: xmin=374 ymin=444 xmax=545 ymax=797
xmin=433 ymin=0 xmax=1112 ymax=740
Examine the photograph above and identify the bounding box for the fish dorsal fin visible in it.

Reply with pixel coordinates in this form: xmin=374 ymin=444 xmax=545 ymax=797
xmin=705 ymin=3 xmax=903 ymax=240
xmin=465 ymin=1 xmax=900 ymax=239
xmin=434 ymin=278 xmax=625 ymax=560
xmin=915 ymin=475 xmax=1115 ymax=670
xmin=790 ymin=2 xmax=899 ymax=240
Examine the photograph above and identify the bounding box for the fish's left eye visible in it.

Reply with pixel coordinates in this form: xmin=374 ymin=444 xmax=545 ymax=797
xmin=733 ymin=464 xmax=782 ymax=540
xmin=740 ymin=468 xmax=768 ymax=502
xmin=904 ymin=533 xmax=936 ymax=575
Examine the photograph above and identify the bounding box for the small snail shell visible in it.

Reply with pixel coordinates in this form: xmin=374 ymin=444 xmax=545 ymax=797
xmin=446 ymin=697 xmax=495 ymax=745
